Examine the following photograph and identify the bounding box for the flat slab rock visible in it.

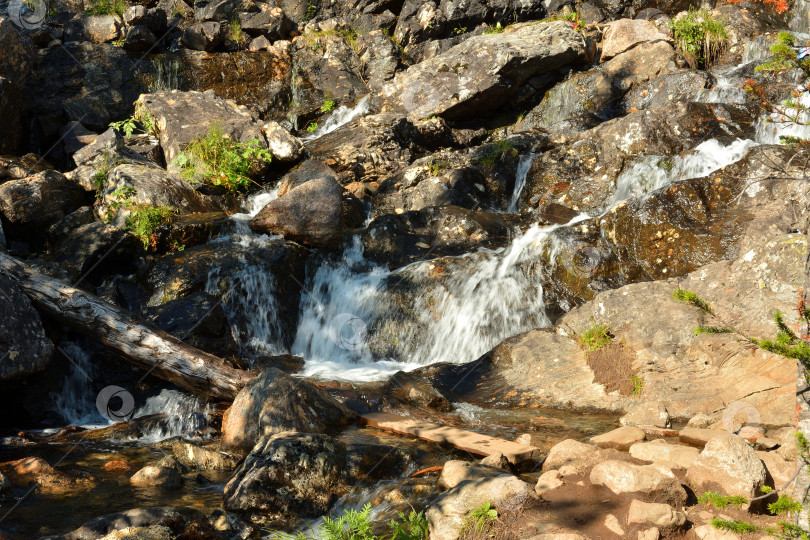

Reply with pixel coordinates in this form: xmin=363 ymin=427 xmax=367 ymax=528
xmin=361 ymin=412 xmax=541 ymax=464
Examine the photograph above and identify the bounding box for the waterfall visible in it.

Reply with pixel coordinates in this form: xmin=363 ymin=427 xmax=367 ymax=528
xmin=302 ymin=95 xmax=371 ymax=142
xmin=132 ymin=389 xmax=210 ymax=442
xmin=51 ymin=342 xmax=106 ymax=427
xmin=508 ymin=153 xmax=535 ymax=212
xmin=150 ymin=54 xmax=183 ymax=92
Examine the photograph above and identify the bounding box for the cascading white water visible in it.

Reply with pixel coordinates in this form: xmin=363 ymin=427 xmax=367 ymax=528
xmin=301 ymin=95 xmax=371 ymax=142
xmin=132 ymin=389 xmax=211 ymax=442
xmin=150 ymin=55 xmax=183 ymax=92
xmin=610 ymin=138 xmax=760 ymax=205
xmin=229 ymin=186 xmax=280 ymax=234
xmin=508 ymin=153 xmax=535 ymax=212
xmin=755 ymin=85 xmax=810 ymax=143
xmin=51 ymin=342 xmax=105 ymax=427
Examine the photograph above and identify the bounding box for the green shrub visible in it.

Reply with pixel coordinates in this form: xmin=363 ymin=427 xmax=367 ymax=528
xmin=173 ymin=123 xmax=272 ymax=193
xmin=86 ymin=0 xmax=125 ymax=16
xmin=631 ymin=375 xmax=643 ymax=396
xmin=322 ymin=503 xmax=375 ymax=540
xmin=125 ymin=205 xmax=176 ymax=250
xmin=463 ymin=502 xmax=497 ymax=534
xmin=711 ymin=519 xmax=759 ymax=534
xmin=698 ymin=491 xmax=748 ymax=510
xmin=672 ymin=288 xmax=713 ymax=313
xmin=579 ymin=322 xmax=612 ymax=351
xmin=388 ymin=510 xmax=429 ymax=540
xmin=306 ymin=121 xmax=319 ymax=132
xmin=228 ymin=19 xmax=246 ymax=45
xmin=756 ymin=31 xmax=810 ymax=74
xmin=321 ymin=99 xmax=337 ymax=113
xmin=671 ymin=8 xmax=728 ymax=68
xmin=755 ymin=310 xmax=810 ymax=364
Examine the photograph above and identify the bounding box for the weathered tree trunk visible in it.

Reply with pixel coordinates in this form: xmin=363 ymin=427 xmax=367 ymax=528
xmin=0 ymin=252 xmax=253 ymax=400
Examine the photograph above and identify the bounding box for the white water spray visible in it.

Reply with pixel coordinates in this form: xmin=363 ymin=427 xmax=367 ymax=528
xmin=302 ymin=95 xmax=371 ymax=141
xmin=508 ymin=153 xmax=535 ymax=212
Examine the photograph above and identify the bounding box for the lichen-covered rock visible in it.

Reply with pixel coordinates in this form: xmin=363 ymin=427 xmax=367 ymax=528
xmin=686 ymin=434 xmax=767 ymax=500
xmin=223 ymin=432 xmax=349 ymax=526
xmin=221 ymin=368 xmax=358 ymax=452
xmin=379 ymin=21 xmax=587 ymax=120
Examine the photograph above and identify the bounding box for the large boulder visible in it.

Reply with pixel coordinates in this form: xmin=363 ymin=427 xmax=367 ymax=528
xmin=129 ymin=466 xmax=183 ymax=489
xmin=57 ymin=507 xmax=208 ymax=540
xmin=379 ymin=21 xmax=588 ymax=120
xmin=0 ymin=18 xmax=35 ymax=155
xmin=0 ymin=274 xmax=55 ymax=381
xmin=134 ymin=90 xmax=264 ymax=169
xmin=685 ymin=434 xmax=767 ymax=500
xmin=223 ymin=432 xmax=348 ymax=526
xmin=589 ymin=460 xmax=687 ymax=505
xmin=0 ymin=170 xmax=88 ymax=234
xmin=427 ymin=473 xmax=533 ymax=540
xmin=64 ymin=15 xmax=121 ymax=43
xmin=542 ymin=439 xmax=604 ymax=475
xmin=600 ymin=18 xmax=672 ymax=60
xmin=221 ymin=367 xmax=358 ymax=452
xmin=249 ymin=177 xmax=345 ymax=249
xmin=0 ymin=456 xmax=96 ymax=495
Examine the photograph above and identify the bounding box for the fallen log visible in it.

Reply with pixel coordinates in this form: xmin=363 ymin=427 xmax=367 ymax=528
xmin=0 ymin=251 xmax=253 ymax=400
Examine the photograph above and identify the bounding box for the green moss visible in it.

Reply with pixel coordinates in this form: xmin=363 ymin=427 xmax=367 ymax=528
xmin=671 ymin=8 xmax=728 ymax=68
xmin=579 ymin=322 xmax=612 ymax=351
xmin=321 ymin=99 xmax=336 ymax=113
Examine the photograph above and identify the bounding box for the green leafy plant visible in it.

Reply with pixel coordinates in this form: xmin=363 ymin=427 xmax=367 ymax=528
xmin=303 ymin=0 xmax=317 ymax=21
xmin=711 ymin=519 xmax=760 ymax=534
xmin=388 ymin=510 xmax=429 ymax=540
xmin=428 ymin=157 xmax=452 ymax=176
xmin=306 ymin=121 xmax=319 ymax=133
xmin=321 ymin=503 xmax=376 ymax=540
xmin=767 ymin=494 xmax=803 ymax=516
xmin=453 ymin=26 xmax=467 ymax=35
xmin=579 ymin=322 xmax=612 ymax=351
xmin=671 ymin=8 xmax=728 ymax=68
xmin=483 ymin=23 xmax=503 ymax=34
xmin=86 ymin=0 xmax=125 ymax=16
xmin=467 ymin=502 xmax=498 ymax=534
xmin=756 ymin=31 xmax=809 ymax=74
xmin=672 ymin=288 xmax=713 ymax=313
xmin=631 ymin=375 xmax=644 ymax=396
xmin=321 ymin=99 xmax=337 ymax=113
xmin=698 ymin=491 xmax=748 ymax=510
xmin=173 ymin=123 xmax=272 ymax=193
xmin=109 ymin=118 xmax=138 ymax=139
xmin=125 ymin=205 xmax=176 ymax=250
xmin=694 ymin=326 xmax=733 ymax=335
xmin=228 ymin=18 xmax=246 ymax=45
xmin=755 ymin=310 xmax=810 ymax=364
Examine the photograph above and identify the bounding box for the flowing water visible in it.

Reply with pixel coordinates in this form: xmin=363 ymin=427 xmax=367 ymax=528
xmin=507 ymin=153 xmax=535 ymax=212
xmin=301 ymin=95 xmax=372 ymax=141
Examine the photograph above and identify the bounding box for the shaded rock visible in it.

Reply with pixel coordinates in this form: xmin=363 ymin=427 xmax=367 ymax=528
xmin=589 ymin=460 xmax=687 ymax=505
xmin=0 ymin=18 xmax=35 ymax=155
xmin=248 ymin=34 xmax=272 ymax=51
xmin=601 ymin=18 xmax=672 ymax=61
xmin=438 ymin=460 xmax=507 ymax=489
xmin=427 ymin=473 xmax=532 ymax=540
xmin=58 ymin=507 xmax=207 ymax=540
xmin=629 ymin=441 xmax=700 ymax=470
xmin=356 ymin=29 xmax=400 ymax=91
xmin=0 ymin=471 xmax=10 ymax=500
xmin=221 ymin=367 xmax=358 ymax=452
xmin=757 ymin=450 xmax=795 ymax=489
xmin=591 ymin=426 xmax=646 ymax=451
xmin=172 ymin=441 xmax=240 ymax=470
xmin=46 ymin=221 xmax=142 ymax=283
xmin=686 ymin=434 xmax=766 ymax=500
xmin=542 ymin=439 xmax=603 ymax=475
xmin=223 ymin=432 xmax=348 ymax=526
xmin=61 ymin=121 xmax=99 ymax=157
xmin=621 ymin=401 xmax=671 ymax=428
xmin=0 ymin=273 xmax=55 ymax=381
xmin=385 ymin=370 xmax=453 ymax=412
xmin=72 ymin=127 xmax=122 ymax=167
xmin=123 ymin=6 xmax=168 ymax=35
xmin=250 ymin=176 xmax=344 ymax=249
xmin=627 ymin=500 xmax=685 ymax=530
xmin=380 ymin=21 xmax=587 ymax=120
xmin=344 ymin=443 xmax=415 ymax=482
xmin=124 ymin=25 xmax=158 ymax=52
xmin=130 ymin=466 xmax=183 ymax=489
xmin=361 ymin=205 xmax=522 ymax=268
xmin=261 ymin=121 xmax=304 ymax=163
xmin=0 ymin=456 xmax=96 ymax=495
xmin=622 ymin=70 xmax=713 ymax=112
xmin=182 ymin=21 xmax=224 ymax=51
xmin=238 ymin=6 xmax=290 ymax=40
xmin=146 ymin=291 xmax=233 ymax=354
xmin=65 ymin=15 xmax=121 ymax=43
xmin=535 ymin=469 xmax=564 ymax=494
xmin=0 ymin=170 xmax=87 ymax=231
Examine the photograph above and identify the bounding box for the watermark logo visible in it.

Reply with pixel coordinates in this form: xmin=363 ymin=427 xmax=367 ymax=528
xmin=331 ymin=313 xmax=368 ymax=352
xmin=8 ymin=0 xmax=48 ymax=30
xmin=722 ymin=401 xmax=761 ymax=434
xmin=561 ymin=243 xmax=603 ymax=279
xmin=96 ymin=385 xmax=135 ymax=422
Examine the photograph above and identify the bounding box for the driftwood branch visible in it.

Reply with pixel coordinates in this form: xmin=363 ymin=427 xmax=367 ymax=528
xmin=0 ymin=252 xmax=253 ymax=400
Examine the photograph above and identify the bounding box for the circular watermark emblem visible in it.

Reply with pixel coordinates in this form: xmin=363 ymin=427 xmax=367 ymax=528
xmin=561 ymin=243 xmax=603 ymax=279
xmin=8 ymin=0 xmax=48 ymax=30
xmin=400 ymin=80 xmax=444 ymax=118
xmin=96 ymin=385 xmax=135 ymax=422
xmin=722 ymin=401 xmax=760 ymax=434
xmin=331 ymin=313 xmax=368 ymax=352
